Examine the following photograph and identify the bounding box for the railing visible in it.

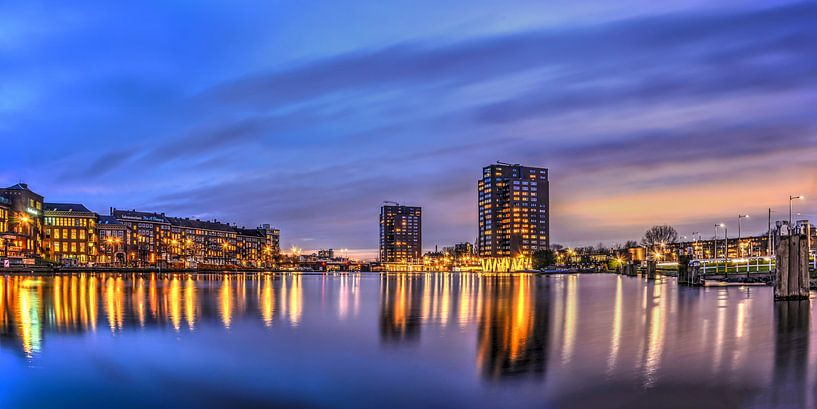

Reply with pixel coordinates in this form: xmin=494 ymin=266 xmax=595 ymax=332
xmin=698 ymin=257 xmax=775 ymax=276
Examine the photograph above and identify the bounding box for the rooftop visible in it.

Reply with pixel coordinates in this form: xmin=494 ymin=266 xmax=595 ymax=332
xmin=44 ymin=202 xmax=94 ymax=214
xmin=98 ymin=215 xmax=125 ymax=226
xmin=2 ymin=183 xmax=44 ymax=198
xmin=112 ymin=209 xmax=171 ymax=224
xmin=235 ymin=227 xmax=266 ymax=238
xmin=169 ymin=217 xmax=235 ymax=233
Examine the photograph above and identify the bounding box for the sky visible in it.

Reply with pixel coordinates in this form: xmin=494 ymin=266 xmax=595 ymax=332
xmin=1 ymin=0 xmax=816 ymax=259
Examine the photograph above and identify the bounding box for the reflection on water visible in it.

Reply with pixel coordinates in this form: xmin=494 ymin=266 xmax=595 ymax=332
xmin=771 ymin=300 xmax=811 ymax=408
xmin=477 ymin=275 xmax=549 ymax=380
xmin=1 ymin=273 xmax=816 ymax=408
xmin=0 ymin=273 xmax=308 ymax=357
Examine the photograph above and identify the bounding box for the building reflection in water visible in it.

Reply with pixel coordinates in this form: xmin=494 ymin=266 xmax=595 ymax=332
xmin=377 ymin=273 xmax=550 ymax=380
xmin=379 ymin=274 xmax=425 ymax=343
xmin=0 ymin=273 xmax=306 ymax=357
xmin=476 ymin=275 xmax=549 ymax=380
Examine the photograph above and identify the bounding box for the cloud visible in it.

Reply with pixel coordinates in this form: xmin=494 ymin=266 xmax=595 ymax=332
xmin=205 ymin=2 xmax=817 ymax=114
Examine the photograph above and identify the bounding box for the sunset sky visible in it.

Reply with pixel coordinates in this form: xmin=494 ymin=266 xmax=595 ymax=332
xmin=2 ymin=0 xmax=815 ymax=258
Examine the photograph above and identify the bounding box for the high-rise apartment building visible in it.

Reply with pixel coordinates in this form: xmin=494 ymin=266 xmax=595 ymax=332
xmin=478 ymin=163 xmax=549 ymax=258
xmin=379 ymin=204 xmax=422 ymax=264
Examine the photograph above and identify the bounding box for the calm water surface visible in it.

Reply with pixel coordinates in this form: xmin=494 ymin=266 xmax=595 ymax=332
xmin=0 ymin=273 xmax=813 ymax=408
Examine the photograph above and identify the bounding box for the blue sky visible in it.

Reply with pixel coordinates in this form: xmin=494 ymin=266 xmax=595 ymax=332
xmin=2 ymin=0 xmax=816 ymax=258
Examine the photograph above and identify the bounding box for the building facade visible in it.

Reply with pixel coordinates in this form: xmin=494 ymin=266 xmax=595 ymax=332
xmin=97 ymin=215 xmax=129 ymax=265
xmin=167 ymin=217 xmax=237 ymax=266
xmin=0 ymin=186 xmax=281 ymax=267
xmin=260 ymin=224 xmax=280 ymax=257
xmin=112 ymin=209 xmax=173 ymax=267
xmin=43 ymin=203 xmax=98 ymax=265
xmin=0 ymin=196 xmax=9 ymax=257
xmin=0 ymin=183 xmax=45 ymax=258
xmin=478 ymin=163 xmax=549 ymax=259
xmin=379 ymin=204 xmax=422 ymax=264
xmin=235 ymin=228 xmax=267 ymax=267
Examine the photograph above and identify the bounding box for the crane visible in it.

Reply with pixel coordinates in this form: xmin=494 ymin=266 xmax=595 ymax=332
xmin=496 ymin=161 xmax=519 ymax=167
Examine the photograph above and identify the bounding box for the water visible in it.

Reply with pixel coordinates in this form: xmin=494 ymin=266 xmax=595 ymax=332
xmin=0 ymin=272 xmax=813 ymax=408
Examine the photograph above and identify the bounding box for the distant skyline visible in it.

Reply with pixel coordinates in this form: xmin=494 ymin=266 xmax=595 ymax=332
xmin=2 ymin=0 xmax=816 ymax=259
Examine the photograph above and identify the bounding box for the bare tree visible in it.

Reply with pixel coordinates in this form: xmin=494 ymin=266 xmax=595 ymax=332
xmin=641 ymin=225 xmax=678 ymax=247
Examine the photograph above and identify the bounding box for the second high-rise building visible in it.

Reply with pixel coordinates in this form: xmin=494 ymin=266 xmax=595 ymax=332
xmin=478 ymin=163 xmax=549 ymax=258
xmin=379 ymin=203 xmax=422 ymax=264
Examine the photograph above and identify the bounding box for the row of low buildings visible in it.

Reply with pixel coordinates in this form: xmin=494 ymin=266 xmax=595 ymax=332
xmin=0 ymin=183 xmax=280 ymax=268
xmin=378 ymin=162 xmax=550 ymax=271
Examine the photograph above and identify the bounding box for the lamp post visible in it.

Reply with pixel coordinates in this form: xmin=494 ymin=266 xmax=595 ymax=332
xmin=737 ymin=214 xmax=749 ymax=257
xmin=17 ymin=214 xmax=30 ymax=257
xmin=691 ymin=231 xmax=699 ymax=259
xmin=114 ymin=237 xmax=121 ymax=266
xmin=789 ymin=195 xmax=804 ymax=226
xmin=105 ymin=237 xmax=114 ymax=266
xmin=715 ymin=223 xmax=726 ymax=275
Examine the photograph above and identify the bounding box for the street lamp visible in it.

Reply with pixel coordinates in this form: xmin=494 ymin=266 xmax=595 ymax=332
xmin=222 ymin=241 xmax=230 ymax=266
xmin=737 ymin=214 xmax=749 ymax=257
xmin=692 ymin=231 xmax=700 ymax=258
xmin=714 ymin=223 xmax=726 ymax=260
xmin=106 ymin=237 xmax=114 ymax=266
xmin=789 ymin=195 xmax=804 ymax=227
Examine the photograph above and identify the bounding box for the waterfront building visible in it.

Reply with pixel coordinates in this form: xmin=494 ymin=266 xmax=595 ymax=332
xmin=379 ymin=204 xmax=422 ymax=267
xmin=453 ymin=242 xmax=475 ymax=257
xmin=0 ymin=185 xmax=281 ymax=267
xmin=167 ymin=217 xmax=237 ymax=266
xmin=0 ymin=183 xmax=45 ymax=258
xmin=670 ymin=235 xmax=780 ymax=260
xmin=423 ymin=250 xmax=452 ymax=271
xmin=112 ymin=208 xmax=173 ymax=267
xmin=97 ymin=215 xmax=129 ymax=265
xmin=0 ymin=196 xmax=10 ymax=258
xmin=235 ymin=227 xmax=266 ymax=267
xmin=260 ymin=224 xmax=281 ymax=260
xmin=43 ymin=203 xmax=98 ymax=265
xmin=478 ymin=163 xmax=549 ymax=267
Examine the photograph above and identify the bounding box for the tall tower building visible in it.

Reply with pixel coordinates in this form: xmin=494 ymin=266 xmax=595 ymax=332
xmin=478 ymin=163 xmax=549 ymax=258
xmin=379 ymin=203 xmax=422 ymax=264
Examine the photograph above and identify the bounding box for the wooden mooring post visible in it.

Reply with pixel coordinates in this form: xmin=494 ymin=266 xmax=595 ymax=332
xmin=623 ymin=263 xmax=638 ymax=277
xmin=645 ymin=260 xmax=656 ymax=279
xmin=678 ymin=254 xmax=692 ymax=284
xmin=774 ymin=225 xmax=810 ymax=301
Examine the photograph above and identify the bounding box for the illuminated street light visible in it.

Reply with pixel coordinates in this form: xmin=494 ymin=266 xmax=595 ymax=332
xmin=714 ymin=223 xmax=726 ymax=260
xmin=737 ymin=214 xmax=749 ymax=257
xmin=789 ymin=195 xmax=804 ymax=226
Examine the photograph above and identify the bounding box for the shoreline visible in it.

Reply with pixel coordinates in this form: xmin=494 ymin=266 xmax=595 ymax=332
xmin=0 ymin=267 xmax=609 ymax=276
